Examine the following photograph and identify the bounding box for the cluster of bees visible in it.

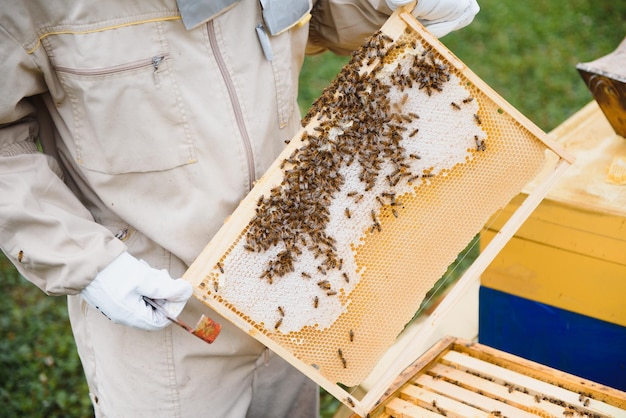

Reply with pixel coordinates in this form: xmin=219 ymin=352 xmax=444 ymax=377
xmin=207 ymin=29 xmax=488 ymax=376
xmin=243 ymin=31 xmax=457 ymax=295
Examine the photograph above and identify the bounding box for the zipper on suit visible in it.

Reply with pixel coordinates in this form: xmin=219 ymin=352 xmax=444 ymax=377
xmin=55 ymin=54 xmax=169 ymax=77
xmin=55 ymin=54 xmax=169 ymax=86
xmin=207 ymin=19 xmax=256 ymax=191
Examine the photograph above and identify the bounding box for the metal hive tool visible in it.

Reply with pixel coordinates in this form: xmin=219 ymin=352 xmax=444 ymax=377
xmin=184 ymin=8 xmax=574 ymax=416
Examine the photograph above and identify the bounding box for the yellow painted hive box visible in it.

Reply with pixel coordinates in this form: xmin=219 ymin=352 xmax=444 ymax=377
xmin=481 ymin=101 xmax=626 ymax=328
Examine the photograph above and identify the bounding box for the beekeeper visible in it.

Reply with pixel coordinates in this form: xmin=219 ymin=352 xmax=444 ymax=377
xmin=0 ymin=0 xmax=479 ymax=416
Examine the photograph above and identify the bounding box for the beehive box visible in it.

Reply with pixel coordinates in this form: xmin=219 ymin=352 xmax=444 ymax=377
xmin=480 ymin=100 xmax=626 ymax=391
xmin=350 ymin=336 xmax=626 ymax=418
xmin=183 ymin=7 xmax=573 ymax=415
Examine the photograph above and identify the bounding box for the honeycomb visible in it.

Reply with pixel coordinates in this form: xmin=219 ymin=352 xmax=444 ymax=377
xmin=187 ymin=13 xmax=552 ymax=388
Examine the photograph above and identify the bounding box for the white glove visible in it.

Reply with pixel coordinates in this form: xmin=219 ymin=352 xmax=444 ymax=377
xmin=386 ymin=0 xmax=480 ymax=38
xmin=80 ymin=251 xmax=193 ymax=331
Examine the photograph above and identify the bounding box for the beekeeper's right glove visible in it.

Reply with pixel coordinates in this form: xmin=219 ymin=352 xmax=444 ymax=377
xmin=80 ymin=251 xmax=193 ymax=331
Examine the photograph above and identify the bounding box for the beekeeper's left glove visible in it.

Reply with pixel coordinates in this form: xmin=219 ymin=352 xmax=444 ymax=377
xmin=80 ymin=251 xmax=193 ymax=331
xmin=385 ymin=0 xmax=480 ymax=38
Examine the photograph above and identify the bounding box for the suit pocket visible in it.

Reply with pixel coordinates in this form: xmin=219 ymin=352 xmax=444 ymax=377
xmin=49 ymin=20 xmax=197 ymax=174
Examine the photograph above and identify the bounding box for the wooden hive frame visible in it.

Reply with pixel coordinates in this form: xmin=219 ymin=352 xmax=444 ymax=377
xmin=357 ymin=336 xmax=626 ymax=418
xmin=184 ymin=6 xmax=574 ymax=416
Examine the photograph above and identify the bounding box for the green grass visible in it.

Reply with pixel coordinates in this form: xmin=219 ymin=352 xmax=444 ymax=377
xmin=440 ymin=1 xmax=626 ymax=131
xmin=0 ymin=257 xmax=92 ymax=418
xmin=2 ymin=2 xmax=625 ymax=416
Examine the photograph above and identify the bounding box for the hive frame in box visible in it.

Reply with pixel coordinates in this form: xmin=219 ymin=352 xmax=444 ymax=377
xmin=183 ymin=7 xmax=574 ymax=416
xmin=359 ymin=336 xmax=626 ymax=417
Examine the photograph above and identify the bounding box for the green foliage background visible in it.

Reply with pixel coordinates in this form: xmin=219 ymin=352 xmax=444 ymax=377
xmin=1 ymin=1 xmax=625 ymax=417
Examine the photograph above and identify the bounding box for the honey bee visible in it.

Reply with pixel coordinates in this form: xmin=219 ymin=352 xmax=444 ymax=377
xmin=344 ymin=208 xmax=351 ymax=219
xmin=274 ymin=317 xmax=283 ymax=330
xmin=402 ymin=128 xmax=419 ymax=138
xmin=256 ymin=195 xmax=264 ymax=207
xmin=317 ymin=280 xmax=331 ymax=290
xmin=584 ymin=399 xmax=590 ymax=407
xmin=338 ymin=348 xmax=347 ymax=368
xmin=474 ymin=113 xmax=482 ymax=125
xmin=534 ymin=394 xmax=541 ymax=403
xmin=212 ymin=280 xmax=219 ymax=292
xmin=490 ymin=411 xmax=502 ymax=417
xmin=277 ymin=306 xmax=285 ymax=317
xmin=313 ymin=296 xmax=319 ymax=308
xmin=432 ymin=400 xmax=437 ymax=407
xmin=215 ymin=262 xmax=224 ymax=274
xmin=349 ymin=329 xmax=354 ymax=342
xmin=326 ymin=290 xmax=337 ymax=296
xmin=451 ymin=101 xmax=461 ymax=110
xmin=462 ymin=96 xmax=474 ymax=103
xmin=475 ymin=135 xmax=486 ymax=151
xmin=342 ymin=272 xmax=350 ymax=283
xmin=17 ymin=250 xmax=24 ymax=263
xmin=301 ymin=272 xmax=311 ymax=279
xmin=346 ymin=397 xmax=355 ymax=407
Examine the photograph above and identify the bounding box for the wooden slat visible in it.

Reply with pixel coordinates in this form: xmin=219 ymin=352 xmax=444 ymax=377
xmin=415 ymin=374 xmax=538 ymax=418
xmin=400 ymin=383 xmax=490 ymax=417
xmin=385 ymin=397 xmax=443 ymax=418
xmin=443 ymin=350 xmax=625 ymax=417
xmin=429 ymin=363 xmax=567 ymax=417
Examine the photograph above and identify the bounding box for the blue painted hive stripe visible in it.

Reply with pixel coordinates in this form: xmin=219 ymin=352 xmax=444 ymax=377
xmin=479 ymin=286 xmax=626 ymax=391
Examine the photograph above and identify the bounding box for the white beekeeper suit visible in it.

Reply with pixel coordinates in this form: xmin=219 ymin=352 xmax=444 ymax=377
xmin=0 ymin=0 xmax=478 ymax=416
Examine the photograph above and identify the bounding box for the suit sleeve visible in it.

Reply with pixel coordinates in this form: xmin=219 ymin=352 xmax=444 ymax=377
xmin=307 ymin=0 xmax=393 ymax=55
xmin=0 ymin=24 xmax=126 ymax=296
